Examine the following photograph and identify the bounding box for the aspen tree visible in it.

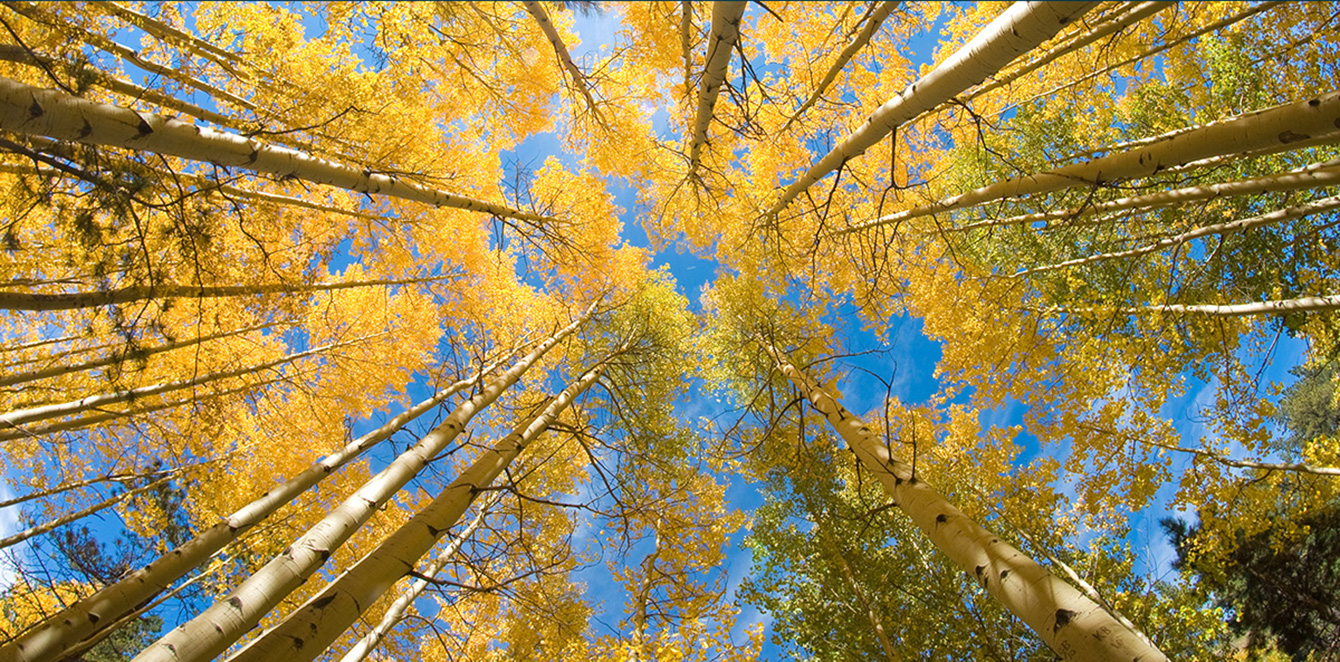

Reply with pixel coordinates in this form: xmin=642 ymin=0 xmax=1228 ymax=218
xmin=759 ymin=341 xmax=1168 ymax=662
xmin=0 ymin=349 xmax=520 ymax=662
xmin=225 ymin=356 xmax=617 ymax=662
xmin=685 ymin=1 xmax=746 ymax=182
xmin=768 ymin=1 xmax=1099 ymax=216
xmin=131 ymin=305 xmax=597 ymax=662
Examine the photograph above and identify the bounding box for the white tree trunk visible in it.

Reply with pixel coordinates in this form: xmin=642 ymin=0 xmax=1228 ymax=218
xmin=1096 ymin=294 xmax=1340 ymax=317
xmin=0 ymin=349 xmax=517 ymax=662
xmin=223 ymin=357 xmax=614 ymax=662
xmin=761 ymin=342 xmax=1168 ymax=662
xmin=1014 ymin=194 xmax=1340 ymax=277
xmin=334 ymin=500 xmax=492 ymax=662
xmin=844 ymin=90 xmax=1340 ymax=234
xmin=131 ymin=308 xmax=595 ymax=662
xmin=0 ymin=76 xmax=559 ymax=228
xmin=768 ymin=1 xmax=1099 ymax=216
xmin=782 ymin=1 xmax=902 ymax=132
xmin=686 ymin=1 xmax=746 ymax=180
xmin=0 ymin=335 xmax=378 ymax=432
xmin=0 ymin=274 xmax=451 ymax=311
xmin=949 ymin=160 xmax=1340 ymax=234
xmin=523 ymin=1 xmax=602 ymax=122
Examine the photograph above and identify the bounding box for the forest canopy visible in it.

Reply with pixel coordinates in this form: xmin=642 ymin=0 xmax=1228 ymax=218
xmin=1 ymin=2 xmax=1338 ymax=661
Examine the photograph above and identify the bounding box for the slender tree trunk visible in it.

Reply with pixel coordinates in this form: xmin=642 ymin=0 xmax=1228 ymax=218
xmin=768 ymin=1 xmax=1098 ymax=216
xmin=816 ymin=524 xmax=902 ymax=662
xmin=948 ymin=160 xmax=1340 ymax=234
xmin=222 ymin=355 xmax=615 ymax=662
xmin=1014 ymin=194 xmax=1340 ymax=277
xmin=0 ymin=272 xmax=451 ymax=312
xmin=968 ymin=1 xmax=1173 ymax=101
xmin=523 ymin=1 xmax=602 ymax=123
xmin=842 ymin=90 xmax=1340 ymax=234
xmin=0 ymin=468 xmax=187 ymax=550
xmin=782 ymin=1 xmax=901 ymax=132
xmin=334 ymin=500 xmax=492 ymax=662
xmin=760 ymin=341 xmax=1168 ymax=662
xmin=0 ymin=470 xmax=152 ymax=509
xmin=0 ymin=335 xmax=377 ymax=431
xmin=0 ymin=321 xmax=280 ymax=387
xmin=95 ymin=2 xmax=248 ymax=75
xmin=1085 ymin=294 xmax=1340 ymax=317
xmin=0 ymin=76 xmax=560 ymax=228
xmin=0 ymin=373 xmax=289 ymax=443
xmin=131 ymin=309 xmax=596 ymax=662
xmin=680 ymin=1 xmax=693 ymax=102
xmin=686 ymin=1 xmax=746 ymax=181
xmin=0 ymin=347 xmax=521 ymax=662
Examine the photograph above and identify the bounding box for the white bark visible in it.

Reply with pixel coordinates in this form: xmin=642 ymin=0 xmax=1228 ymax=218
xmin=768 ymin=1 xmax=1099 ymax=216
xmin=132 ymin=308 xmax=595 ymax=662
xmin=782 ymin=1 xmax=902 ymax=132
xmin=1092 ymin=294 xmax=1340 ymax=317
xmin=0 ymin=335 xmax=376 ymax=431
xmin=686 ymin=1 xmax=746 ymax=180
xmin=223 ymin=357 xmax=613 ymax=662
xmin=761 ymin=342 xmax=1168 ymax=662
xmin=843 ymin=90 xmax=1340 ymax=234
xmin=1014 ymin=194 xmax=1340 ymax=277
xmin=0 ymin=354 xmax=509 ymax=662
xmin=0 ymin=273 xmax=452 ymax=311
xmin=523 ymin=1 xmax=602 ymax=122
xmin=0 ymin=76 xmax=560 ymax=228
xmin=0 ymin=321 xmax=279 ymax=388
xmin=335 ymin=501 xmax=491 ymax=662
xmin=949 ymin=160 xmax=1340 ymax=234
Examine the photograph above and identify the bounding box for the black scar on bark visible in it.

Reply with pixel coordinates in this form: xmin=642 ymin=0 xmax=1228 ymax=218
xmin=229 ymin=596 xmax=244 ymax=611
xmin=311 ymin=594 xmax=338 ymax=611
xmin=28 ymin=97 xmax=43 ymax=118
xmin=975 ymin=564 xmax=988 ymax=587
xmin=79 ymin=119 xmax=92 ymax=138
xmin=136 ymin=118 xmax=153 ymax=136
xmin=1053 ymin=608 xmax=1077 ymax=633
xmin=1279 ymin=130 xmax=1311 ymax=144
xmin=935 ymin=513 xmax=948 ymax=525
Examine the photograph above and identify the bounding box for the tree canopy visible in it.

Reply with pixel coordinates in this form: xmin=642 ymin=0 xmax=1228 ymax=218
xmin=1 ymin=2 xmax=1338 ymax=661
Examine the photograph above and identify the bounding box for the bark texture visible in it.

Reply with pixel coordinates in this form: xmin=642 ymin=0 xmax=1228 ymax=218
xmin=686 ymin=1 xmax=747 ymax=180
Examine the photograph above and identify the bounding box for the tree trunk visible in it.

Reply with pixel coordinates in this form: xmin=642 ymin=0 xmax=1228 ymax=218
xmin=0 ymin=335 xmax=378 ymax=432
xmin=0 ymin=345 xmax=522 ymax=662
xmin=760 ymin=341 xmax=1168 ymax=662
xmin=0 ymin=321 xmax=280 ymax=388
xmin=686 ymin=1 xmax=746 ymax=181
xmin=1094 ymin=294 xmax=1340 ymax=317
xmin=0 ymin=272 xmax=451 ymax=312
xmin=523 ymin=1 xmax=602 ymax=123
xmin=223 ymin=355 xmax=615 ymax=662
xmin=0 ymin=76 xmax=560 ymax=228
xmin=783 ymin=1 xmax=901 ymax=132
xmin=947 ymin=160 xmax=1340 ymax=235
xmin=843 ymin=89 xmax=1340 ymax=234
xmin=131 ymin=308 xmax=596 ymax=662
xmin=334 ymin=499 xmax=492 ymax=662
xmin=768 ymin=1 xmax=1098 ymax=216
xmin=1014 ymin=194 xmax=1340 ymax=277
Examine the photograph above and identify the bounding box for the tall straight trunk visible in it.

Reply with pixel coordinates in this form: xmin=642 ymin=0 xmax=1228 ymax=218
xmin=0 ymin=344 xmax=521 ymax=662
xmin=947 ymin=160 xmax=1340 ymax=235
xmin=760 ymin=342 xmax=1168 ymax=662
xmin=842 ymin=90 xmax=1340 ymax=234
xmin=0 ymin=272 xmax=451 ymax=312
xmin=523 ymin=1 xmax=602 ymax=122
xmin=816 ymin=524 xmax=902 ymax=662
xmin=0 ymin=321 xmax=280 ymax=387
xmin=0 ymin=374 xmax=289 ymax=443
xmin=767 ymin=1 xmax=1098 ymax=216
xmin=132 ymin=308 xmax=595 ymax=662
xmin=967 ymin=1 xmax=1173 ymax=101
xmin=686 ymin=1 xmax=746 ymax=181
xmin=1087 ymin=294 xmax=1340 ymax=317
xmin=0 ymin=335 xmax=376 ymax=431
xmin=0 ymin=76 xmax=560 ymax=228
xmin=224 ymin=356 xmax=614 ymax=662
xmin=1014 ymin=194 xmax=1340 ymax=277
xmin=782 ymin=1 xmax=901 ymax=132
xmin=335 ymin=499 xmax=492 ymax=662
